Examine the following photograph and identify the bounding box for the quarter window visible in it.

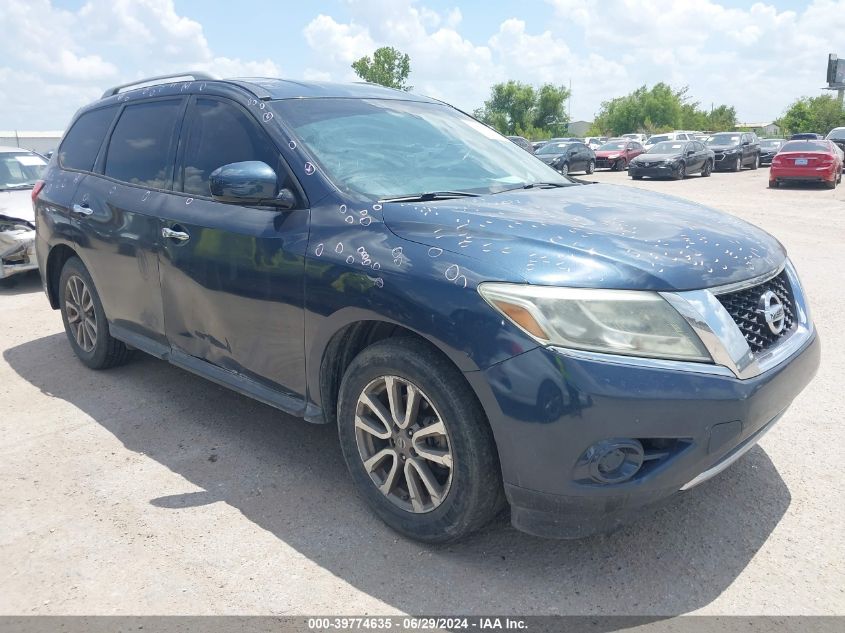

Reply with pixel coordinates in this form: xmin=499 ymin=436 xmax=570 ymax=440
xmin=181 ymin=98 xmax=287 ymax=197
xmin=104 ymin=100 xmax=183 ymax=189
xmin=58 ymin=106 xmax=118 ymax=172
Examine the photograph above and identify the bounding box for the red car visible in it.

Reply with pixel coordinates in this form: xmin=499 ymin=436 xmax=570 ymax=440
xmin=594 ymin=139 xmax=644 ymax=170
xmin=769 ymin=139 xmax=843 ymax=189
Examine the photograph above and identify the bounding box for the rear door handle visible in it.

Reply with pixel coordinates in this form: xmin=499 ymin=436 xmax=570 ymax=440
xmin=162 ymin=227 xmax=190 ymax=242
xmin=71 ymin=203 xmax=93 ymax=216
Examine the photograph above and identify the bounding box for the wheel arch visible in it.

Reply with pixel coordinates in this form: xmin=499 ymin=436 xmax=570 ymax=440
xmin=44 ymin=243 xmax=80 ymax=309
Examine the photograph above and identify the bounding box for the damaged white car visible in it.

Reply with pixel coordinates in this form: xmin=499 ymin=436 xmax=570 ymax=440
xmin=1 ymin=146 xmax=46 ymax=286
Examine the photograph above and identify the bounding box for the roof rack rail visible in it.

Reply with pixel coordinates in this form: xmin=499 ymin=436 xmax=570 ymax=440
xmin=102 ymin=71 xmax=216 ymax=99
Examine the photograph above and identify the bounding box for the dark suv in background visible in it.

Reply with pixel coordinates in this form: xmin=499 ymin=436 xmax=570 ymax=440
xmin=706 ymin=131 xmax=760 ymax=171
xmin=34 ymin=73 xmax=819 ymax=542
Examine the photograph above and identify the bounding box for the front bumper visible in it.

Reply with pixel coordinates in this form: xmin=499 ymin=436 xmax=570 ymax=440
xmin=628 ymin=163 xmax=677 ymax=178
xmin=0 ymin=226 xmax=38 ymax=280
xmin=467 ymin=329 xmax=819 ymax=538
xmin=713 ymin=152 xmax=741 ymax=170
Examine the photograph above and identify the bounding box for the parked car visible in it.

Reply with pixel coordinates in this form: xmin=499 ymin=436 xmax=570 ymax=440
xmin=758 ymin=138 xmax=785 ymax=166
xmin=584 ymin=136 xmax=608 ymax=150
xmin=594 ymin=139 xmax=645 ymax=170
xmin=534 ymin=140 xmax=596 ymax=175
xmin=825 ymin=127 xmax=845 ymax=159
xmin=706 ymin=132 xmax=760 ymax=171
xmin=507 ymin=136 xmax=534 ymax=153
xmin=1 ymin=146 xmax=46 ymax=286
xmin=789 ymin=133 xmax=823 ymax=140
xmin=628 ymin=140 xmax=714 ymax=180
xmin=644 ymin=131 xmax=697 ymax=150
xmin=35 ymin=73 xmax=819 ymax=542
xmin=769 ymin=139 xmax=843 ymax=189
xmin=621 ymin=133 xmax=647 ymax=144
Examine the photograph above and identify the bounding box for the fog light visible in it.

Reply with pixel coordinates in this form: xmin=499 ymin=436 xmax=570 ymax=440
xmin=585 ymin=439 xmax=644 ymax=484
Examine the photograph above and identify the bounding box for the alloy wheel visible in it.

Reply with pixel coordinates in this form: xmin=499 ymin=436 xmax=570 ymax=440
xmin=65 ymin=275 xmax=97 ymax=352
xmin=354 ymin=375 xmax=453 ymax=513
xmin=560 ymin=163 xmax=569 ymax=176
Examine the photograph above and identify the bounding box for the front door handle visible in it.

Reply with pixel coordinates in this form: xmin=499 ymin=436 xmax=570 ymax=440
xmin=71 ymin=203 xmax=93 ymax=216
xmin=162 ymin=227 xmax=190 ymax=242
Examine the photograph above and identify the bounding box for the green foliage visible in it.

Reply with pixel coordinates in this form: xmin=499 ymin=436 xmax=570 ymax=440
xmin=351 ymin=46 xmax=412 ymax=90
xmin=474 ymin=81 xmax=570 ymax=139
xmin=589 ymin=83 xmax=736 ymax=135
xmin=776 ymin=95 xmax=845 ymax=135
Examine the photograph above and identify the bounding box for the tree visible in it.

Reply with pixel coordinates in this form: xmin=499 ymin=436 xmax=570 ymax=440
xmin=351 ymin=46 xmax=411 ymax=90
xmin=474 ymin=81 xmax=570 ymax=138
xmin=776 ymin=95 xmax=845 ymax=135
xmin=589 ymin=83 xmax=736 ymax=135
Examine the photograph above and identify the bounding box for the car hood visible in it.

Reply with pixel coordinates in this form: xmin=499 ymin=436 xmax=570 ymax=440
xmin=536 ymin=153 xmax=563 ymax=163
xmin=381 ymin=184 xmax=785 ymax=291
xmin=595 ymin=150 xmax=624 ymax=157
xmin=0 ymin=189 xmax=35 ymax=225
xmin=633 ymin=153 xmax=681 ymax=162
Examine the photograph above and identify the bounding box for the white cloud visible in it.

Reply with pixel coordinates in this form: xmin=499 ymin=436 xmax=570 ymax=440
xmin=0 ymin=0 xmax=280 ymax=130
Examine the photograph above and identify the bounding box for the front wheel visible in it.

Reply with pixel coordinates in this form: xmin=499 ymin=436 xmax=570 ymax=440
xmin=59 ymin=257 xmax=132 ymax=369
xmin=337 ymin=338 xmax=504 ymax=543
xmin=614 ymin=158 xmax=627 ymax=171
xmin=674 ymin=162 xmax=686 ymax=180
xmin=701 ymin=160 xmax=712 ymax=177
xmin=585 ymin=159 xmax=595 ymax=175
xmin=559 ymin=162 xmax=570 ymax=176
xmin=732 ymin=156 xmax=742 ymax=172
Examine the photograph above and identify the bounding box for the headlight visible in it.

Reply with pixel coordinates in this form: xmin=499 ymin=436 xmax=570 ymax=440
xmin=724 ymin=148 xmax=739 ymax=154
xmin=478 ymin=283 xmax=711 ymax=362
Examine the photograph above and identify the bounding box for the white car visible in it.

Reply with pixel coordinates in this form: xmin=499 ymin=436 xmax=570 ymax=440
xmin=584 ymin=136 xmax=607 ymax=150
xmin=621 ymin=133 xmax=647 ymax=144
xmin=1 ymin=146 xmax=46 ymax=285
xmin=644 ymin=131 xmax=698 ymax=150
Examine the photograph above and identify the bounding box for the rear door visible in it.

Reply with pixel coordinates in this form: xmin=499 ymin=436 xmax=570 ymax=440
xmin=70 ymin=97 xmax=186 ymax=351
xmin=158 ymin=95 xmax=309 ymax=397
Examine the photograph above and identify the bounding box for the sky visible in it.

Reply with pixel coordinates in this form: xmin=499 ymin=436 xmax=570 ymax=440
xmin=0 ymin=0 xmax=842 ymax=131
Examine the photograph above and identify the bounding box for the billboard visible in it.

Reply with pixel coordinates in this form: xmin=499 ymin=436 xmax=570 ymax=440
xmin=828 ymin=54 xmax=845 ymax=87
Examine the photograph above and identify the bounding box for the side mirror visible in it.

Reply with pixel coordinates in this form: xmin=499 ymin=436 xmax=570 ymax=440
xmin=210 ymin=161 xmax=293 ymax=207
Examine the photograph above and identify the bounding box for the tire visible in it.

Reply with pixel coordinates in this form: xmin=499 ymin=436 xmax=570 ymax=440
xmin=559 ymin=162 xmax=569 ymax=176
xmin=585 ymin=159 xmax=595 ymax=175
xmin=674 ymin=162 xmax=686 ymax=180
xmin=337 ymin=338 xmax=504 ymax=543
xmin=732 ymin=156 xmax=742 ymax=172
xmin=751 ymin=153 xmax=759 ymax=170
xmin=769 ymin=180 xmax=778 ymax=188
xmin=613 ymin=158 xmax=627 ymax=171
xmin=701 ymin=160 xmax=712 ymax=177
xmin=59 ymin=257 xmax=133 ymax=370
xmin=826 ymin=177 xmax=837 ymax=189
xmin=631 ymin=174 xmax=643 ymax=180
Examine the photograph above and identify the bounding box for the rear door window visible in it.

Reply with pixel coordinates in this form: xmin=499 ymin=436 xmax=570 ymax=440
xmin=58 ymin=106 xmax=118 ymax=172
xmin=180 ymin=97 xmax=288 ymax=197
xmin=104 ymin=99 xmax=183 ymax=189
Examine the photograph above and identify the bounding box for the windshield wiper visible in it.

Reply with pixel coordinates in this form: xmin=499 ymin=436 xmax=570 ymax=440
xmin=379 ymin=190 xmax=480 ymax=203
xmin=494 ymin=181 xmax=570 ymax=194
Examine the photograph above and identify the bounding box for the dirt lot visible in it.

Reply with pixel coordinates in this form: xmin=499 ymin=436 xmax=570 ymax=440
xmin=1 ymin=166 xmax=843 ymax=616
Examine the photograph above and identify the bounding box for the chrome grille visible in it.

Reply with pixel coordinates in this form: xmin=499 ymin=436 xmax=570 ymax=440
xmin=716 ymin=270 xmax=796 ymax=353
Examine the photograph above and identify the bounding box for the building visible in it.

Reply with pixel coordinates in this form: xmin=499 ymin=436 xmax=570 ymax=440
xmin=736 ymin=122 xmax=781 ymax=137
xmin=566 ymin=120 xmax=592 ymax=137
xmin=0 ymin=131 xmax=64 ymax=155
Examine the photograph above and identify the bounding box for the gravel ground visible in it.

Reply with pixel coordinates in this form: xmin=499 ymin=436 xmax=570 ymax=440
xmin=1 ymin=165 xmax=843 ymax=616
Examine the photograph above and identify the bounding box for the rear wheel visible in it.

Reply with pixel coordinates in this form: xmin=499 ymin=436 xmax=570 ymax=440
xmin=826 ymin=176 xmax=837 ymax=189
xmin=701 ymin=160 xmax=712 ymax=177
xmin=769 ymin=179 xmax=779 ymax=188
xmin=337 ymin=338 xmax=504 ymax=543
xmin=585 ymin=159 xmax=595 ymax=175
xmin=751 ymin=153 xmax=759 ymax=170
xmin=59 ymin=257 xmax=132 ymax=369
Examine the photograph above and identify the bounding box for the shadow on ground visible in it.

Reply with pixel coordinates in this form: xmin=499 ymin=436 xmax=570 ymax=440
xmin=0 ymin=271 xmax=42 ymax=296
xmin=4 ymin=333 xmax=792 ymax=615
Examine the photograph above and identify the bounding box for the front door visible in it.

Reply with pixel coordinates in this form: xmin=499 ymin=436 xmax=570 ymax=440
xmin=157 ymin=95 xmax=309 ymax=398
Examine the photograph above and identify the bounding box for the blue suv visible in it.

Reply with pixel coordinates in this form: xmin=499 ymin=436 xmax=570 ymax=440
xmin=34 ymin=73 xmax=819 ymax=542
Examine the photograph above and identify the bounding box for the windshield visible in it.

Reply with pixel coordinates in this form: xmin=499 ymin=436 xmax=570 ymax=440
xmin=0 ymin=152 xmax=47 ymax=190
xmin=647 ymin=135 xmax=669 ymax=144
xmin=780 ymin=140 xmax=830 ymax=152
xmin=598 ymin=142 xmax=626 ymax=150
xmin=536 ymin=142 xmax=574 ymax=155
xmin=827 ymin=129 xmax=845 ymax=141
xmin=647 ymin=142 xmax=685 ymax=154
xmin=760 ymin=140 xmax=783 ymax=148
xmin=707 ymin=134 xmax=741 ymax=145
xmin=271 ymin=99 xmax=570 ymax=198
